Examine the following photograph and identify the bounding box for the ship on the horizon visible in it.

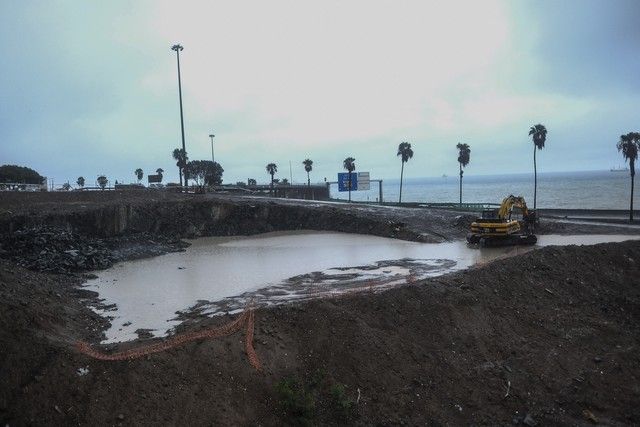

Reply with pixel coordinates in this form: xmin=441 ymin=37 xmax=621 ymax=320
xmin=610 ymin=165 xmax=629 ymax=172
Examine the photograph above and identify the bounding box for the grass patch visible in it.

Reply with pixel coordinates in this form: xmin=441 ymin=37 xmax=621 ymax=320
xmin=275 ymin=378 xmax=316 ymax=426
xmin=275 ymin=370 xmax=357 ymax=425
xmin=329 ymin=383 xmax=355 ymax=418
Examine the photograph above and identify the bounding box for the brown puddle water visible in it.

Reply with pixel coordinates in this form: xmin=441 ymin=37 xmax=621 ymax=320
xmin=84 ymin=231 xmax=638 ymax=343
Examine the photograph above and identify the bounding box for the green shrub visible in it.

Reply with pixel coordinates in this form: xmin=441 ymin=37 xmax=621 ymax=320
xmin=275 ymin=378 xmax=315 ymax=425
xmin=329 ymin=383 xmax=355 ymax=419
xmin=274 ymin=372 xmax=357 ymax=425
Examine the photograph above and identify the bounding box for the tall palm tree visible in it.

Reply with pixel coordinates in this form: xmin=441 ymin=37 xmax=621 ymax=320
xmin=266 ymin=163 xmax=277 ymax=193
xmin=456 ymin=143 xmax=471 ymax=205
xmin=397 ymin=142 xmax=413 ymax=203
xmin=135 ymin=168 xmax=143 ymax=183
xmin=617 ymin=132 xmax=639 ymax=221
xmin=172 ymin=148 xmax=188 ymax=187
xmin=528 ymin=124 xmax=547 ymax=209
xmin=302 ymin=159 xmax=313 ymax=187
xmin=343 ymin=157 xmax=356 ymax=202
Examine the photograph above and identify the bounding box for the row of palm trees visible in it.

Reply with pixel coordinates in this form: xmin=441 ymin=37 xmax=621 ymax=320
xmin=265 ymin=159 xmax=314 ymax=191
xmin=394 ymin=126 xmax=639 ymax=225
xmin=71 ymin=167 xmax=165 ymax=191
xmin=132 ymin=168 xmax=165 ymax=184
xmin=72 ymin=176 xmax=104 ymax=190
xmin=265 ymin=157 xmax=357 ymax=202
xmin=171 ymin=123 xmax=640 ymax=223
xmin=262 ymin=123 xmax=550 ymax=207
xmin=365 ymin=123 xmax=546 ymax=207
xmin=397 ymin=141 xmax=469 ymax=205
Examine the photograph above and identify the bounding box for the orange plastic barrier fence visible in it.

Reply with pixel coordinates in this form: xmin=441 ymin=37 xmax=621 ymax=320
xmin=244 ymin=309 xmax=261 ymax=371
xmin=76 ymin=306 xmax=262 ymax=372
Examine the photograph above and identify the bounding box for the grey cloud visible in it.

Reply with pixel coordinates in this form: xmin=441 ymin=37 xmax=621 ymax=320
xmin=526 ymin=0 xmax=640 ymax=94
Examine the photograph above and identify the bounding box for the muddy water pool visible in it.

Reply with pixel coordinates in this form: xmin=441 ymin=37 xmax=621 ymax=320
xmin=84 ymin=231 xmax=638 ymax=343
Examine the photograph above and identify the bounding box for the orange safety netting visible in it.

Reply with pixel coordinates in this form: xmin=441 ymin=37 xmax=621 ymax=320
xmin=75 ymin=305 xmax=262 ymax=372
xmin=244 ymin=309 xmax=261 ymax=371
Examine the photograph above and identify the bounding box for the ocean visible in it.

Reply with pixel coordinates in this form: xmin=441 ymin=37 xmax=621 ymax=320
xmin=329 ymin=170 xmax=639 ymax=210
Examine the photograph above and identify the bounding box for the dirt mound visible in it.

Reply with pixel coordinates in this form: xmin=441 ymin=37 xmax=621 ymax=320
xmin=0 ymin=240 xmax=639 ymax=425
xmin=0 ymin=226 xmax=113 ymax=273
xmin=0 ymin=225 xmax=191 ymax=274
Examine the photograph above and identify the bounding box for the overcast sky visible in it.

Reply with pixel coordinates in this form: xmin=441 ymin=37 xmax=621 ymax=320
xmin=1 ymin=0 xmax=639 ymax=186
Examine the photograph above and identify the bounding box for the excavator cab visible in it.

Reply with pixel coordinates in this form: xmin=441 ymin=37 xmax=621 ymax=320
xmin=467 ymin=195 xmax=537 ymax=247
xmin=480 ymin=209 xmax=499 ymax=220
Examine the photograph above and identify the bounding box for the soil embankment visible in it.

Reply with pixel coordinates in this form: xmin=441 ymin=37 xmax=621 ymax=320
xmin=1 ymin=191 xmax=640 ymax=425
xmin=0 ymin=192 xmax=432 ymax=242
xmin=0 ymin=192 xmax=439 ymax=274
xmin=1 ymin=240 xmax=639 ymax=425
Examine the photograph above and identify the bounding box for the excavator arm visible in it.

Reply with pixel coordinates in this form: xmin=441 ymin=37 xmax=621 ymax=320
xmin=497 ymin=195 xmax=529 ymax=219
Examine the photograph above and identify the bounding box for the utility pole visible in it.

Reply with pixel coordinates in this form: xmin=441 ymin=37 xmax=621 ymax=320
xmin=171 ymin=43 xmax=187 ymax=187
xmin=289 ymin=160 xmax=292 ymax=184
xmin=209 ymin=134 xmax=215 ymax=164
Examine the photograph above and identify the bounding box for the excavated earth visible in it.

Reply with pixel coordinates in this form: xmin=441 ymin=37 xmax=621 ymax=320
xmin=1 ymin=191 xmax=640 ymax=426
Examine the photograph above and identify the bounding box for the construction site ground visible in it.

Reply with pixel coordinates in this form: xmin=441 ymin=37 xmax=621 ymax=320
xmin=1 ymin=191 xmax=639 ymax=425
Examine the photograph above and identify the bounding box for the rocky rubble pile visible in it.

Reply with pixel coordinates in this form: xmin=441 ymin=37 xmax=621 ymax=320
xmin=0 ymin=226 xmax=113 ymax=273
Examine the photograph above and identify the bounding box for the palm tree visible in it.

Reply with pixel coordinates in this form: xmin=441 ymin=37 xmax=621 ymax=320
xmin=617 ymin=132 xmax=639 ymax=221
xmin=456 ymin=143 xmax=471 ymax=205
xmin=528 ymin=124 xmax=547 ymax=210
xmin=96 ymin=175 xmax=108 ymax=190
xmin=76 ymin=176 xmax=85 ymax=188
xmin=135 ymin=168 xmax=143 ymax=183
xmin=266 ymin=163 xmax=277 ymax=193
xmin=397 ymin=142 xmax=413 ymax=203
xmin=156 ymin=168 xmax=164 ymax=182
xmin=172 ymin=148 xmax=188 ymax=187
xmin=343 ymin=157 xmax=356 ymax=202
xmin=302 ymin=159 xmax=313 ymax=187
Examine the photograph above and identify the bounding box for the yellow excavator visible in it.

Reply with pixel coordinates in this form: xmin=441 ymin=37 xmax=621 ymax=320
xmin=466 ymin=195 xmax=537 ymax=246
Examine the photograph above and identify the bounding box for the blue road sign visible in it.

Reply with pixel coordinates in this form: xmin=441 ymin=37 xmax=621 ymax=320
xmin=338 ymin=172 xmax=357 ymax=191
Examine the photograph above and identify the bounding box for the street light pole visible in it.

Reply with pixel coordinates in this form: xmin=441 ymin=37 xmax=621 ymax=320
xmin=209 ymin=134 xmax=215 ymax=164
xmin=171 ymin=43 xmax=187 ymax=187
